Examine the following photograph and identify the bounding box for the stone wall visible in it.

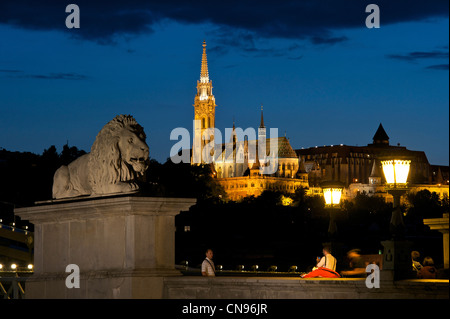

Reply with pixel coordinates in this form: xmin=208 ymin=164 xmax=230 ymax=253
xmin=163 ymin=276 xmax=449 ymax=299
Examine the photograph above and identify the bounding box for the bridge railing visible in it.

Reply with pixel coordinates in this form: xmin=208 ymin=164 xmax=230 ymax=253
xmin=0 ymin=276 xmax=27 ymax=299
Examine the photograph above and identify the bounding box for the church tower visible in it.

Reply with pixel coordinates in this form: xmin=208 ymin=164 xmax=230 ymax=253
xmin=192 ymin=40 xmax=217 ymax=164
xmin=257 ymin=105 xmax=267 ymax=166
xmin=258 ymin=105 xmax=266 ymax=142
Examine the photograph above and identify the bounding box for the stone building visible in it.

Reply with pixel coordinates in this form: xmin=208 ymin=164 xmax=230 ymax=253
xmin=190 ymin=41 xmax=308 ymax=201
xmin=296 ymin=123 xmax=432 ymax=187
xmin=189 ymin=41 xmax=448 ymax=202
xmin=296 ymin=123 xmax=449 ymax=201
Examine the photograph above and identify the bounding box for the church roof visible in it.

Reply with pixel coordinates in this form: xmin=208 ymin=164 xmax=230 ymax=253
xmin=216 ymin=136 xmax=297 ymax=162
xmin=271 ymin=137 xmax=297 ymax=158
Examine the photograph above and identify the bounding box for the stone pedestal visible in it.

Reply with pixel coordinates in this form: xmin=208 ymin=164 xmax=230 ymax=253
xmin=381 ymin=240 xmax=413 ymax=281
xmin=424 ymin=213 xmax=449 ymax=269
xmin=15 ymin=196 xmax=196 ymax=299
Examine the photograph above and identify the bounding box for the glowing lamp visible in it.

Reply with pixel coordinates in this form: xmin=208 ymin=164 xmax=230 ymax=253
xmin=321 ymin=181 xmax=344 ymax=207
xmin=381 ymin=159 xmax=411 ymax=186
xmin=11 ymin=263 xmax=17 ymax=270
xmin=379 ymin=157 xmax=412 ymax=238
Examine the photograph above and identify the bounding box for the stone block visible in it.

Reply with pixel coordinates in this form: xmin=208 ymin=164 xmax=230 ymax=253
xmin=15 ymin=196 xmax=196 ymax=298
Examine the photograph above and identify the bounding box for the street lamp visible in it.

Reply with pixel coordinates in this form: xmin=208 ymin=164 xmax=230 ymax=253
xmin=380 ymin=158 xmax=411 ymax=238
xmin=379 ymin=157 xmax=413 ymax=280
xmin=320 ymin=181 xmax=344 ymax=237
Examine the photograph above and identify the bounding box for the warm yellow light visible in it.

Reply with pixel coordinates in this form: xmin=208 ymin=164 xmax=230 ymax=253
xmin=11 ymin=263 xmax=17 ymax=270
xmin=0 ymin=264 xmax=3 ymax=270
xmin=331 ymin=188 xmax=342 ymax=205
xmin=382 ymin=160 xmax=395 ymax=184
xmin=281 ymin=195 xmax=293 ymax=206
xmin=323 ymin=188 xmax=332 ymax=205
xmin=381 ymin=159 xmax=411 ymax=185
xmin=323 ymin=188 xmax=343 ymax=206
xmin=28 ymin=264 xmax=33 ymax=270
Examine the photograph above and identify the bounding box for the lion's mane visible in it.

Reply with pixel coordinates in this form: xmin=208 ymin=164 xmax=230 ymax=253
xmin=88 ymin=115 xmax=146 ymax=194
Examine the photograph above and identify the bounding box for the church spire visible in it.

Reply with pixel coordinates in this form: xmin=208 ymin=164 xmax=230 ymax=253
xmin=260 ymin=105 xmax=265 ymax=128
xmin=192 ymin=40 xmax=216 ymax=165
xmin=200 ymin=40 xmax=209 ymax=83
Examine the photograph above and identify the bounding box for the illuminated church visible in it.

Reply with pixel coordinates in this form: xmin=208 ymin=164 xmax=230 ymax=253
xmin=191 ymin=41 xmax=309 ymax=200
xmin=190 ymin=41 xmax=448 ymax=202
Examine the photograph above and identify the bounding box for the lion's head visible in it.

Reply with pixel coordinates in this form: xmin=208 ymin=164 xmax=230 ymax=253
xmin=89 ymin=115 xmax=149 ymax=192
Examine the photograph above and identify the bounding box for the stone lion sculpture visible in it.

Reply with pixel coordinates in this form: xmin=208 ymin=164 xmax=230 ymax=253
xmin=52 ymin=114 xmax=150 ymax=199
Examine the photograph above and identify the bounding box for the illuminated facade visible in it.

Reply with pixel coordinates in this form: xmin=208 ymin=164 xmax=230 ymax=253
xmin=296 ymin=124 xmax=448 ymax=202
xmin=190 ymin=41 xmax=308 ymax=201
xmin=192 ymin=41 xmax=216 ymax=165
xmin=296 ymin=124 xmax=433 ymax=187
xmin=189 ymin=42 xmax=448 ymax=203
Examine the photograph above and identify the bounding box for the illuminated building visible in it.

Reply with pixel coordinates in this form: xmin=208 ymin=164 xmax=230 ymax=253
xmin=190 ymin=41 xmax=308 ymax=201
xmin=191 ymin=40 xmax=216 ymax=165
xmin=189 ymin=42 xmax=448 ymax=202
xmin=297 ymin=124 xmax=448 ymax=202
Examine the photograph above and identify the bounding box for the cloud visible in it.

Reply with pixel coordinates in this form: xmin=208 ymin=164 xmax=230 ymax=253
xmin=0 ymin=70 xmax=90 ymax=80
xmin=387 ymin=50 xmax=449 ymax=62
xmin=425 ymin=64 xmax=449 ymax=70
xmin=0 ymin=0 xmax=447 ymax=47
xmin=310 ymin=36 xmax=349 ymax=46
xmin=0 ymin=69 xmax=22 ymax=73
xmin=287 ymin=55 xmax=303 ymax=61
xmin=25 ymin=73 xmax=90 ymax=80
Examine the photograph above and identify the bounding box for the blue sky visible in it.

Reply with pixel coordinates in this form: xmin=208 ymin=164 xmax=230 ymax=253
xmin=0 ymin=1 xmax=448 ymax=165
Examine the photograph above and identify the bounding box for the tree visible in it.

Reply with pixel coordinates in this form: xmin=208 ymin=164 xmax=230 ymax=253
xmin=144 ymin=159 xmax=226 ymax=202
xmin=406 ymin=189 xmax=446 ymax=220
xmin=60 ymin=144 xmax=86 ymax=166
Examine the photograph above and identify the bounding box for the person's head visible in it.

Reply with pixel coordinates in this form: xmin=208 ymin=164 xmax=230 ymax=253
xmin=347 ymin=249 xmax=361 ymax=260
xmin=422 ymin=256 xmax=434 ymax=266
xmin=205 ymin=248 xmax=213 ymax=259
xmin=323 ymin=246 xmax=331 ymax=256
xmin=411 ymin=251 xmax=420 ymax=261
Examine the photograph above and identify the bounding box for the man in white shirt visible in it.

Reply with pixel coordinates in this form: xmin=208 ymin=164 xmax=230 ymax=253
xmin=316 ymin=246 xmax=337 ymax=271
xmin=201 ymin=249 xmax=215 ymax=277
xmin=302 ymin=246 xmax=340 ymax=278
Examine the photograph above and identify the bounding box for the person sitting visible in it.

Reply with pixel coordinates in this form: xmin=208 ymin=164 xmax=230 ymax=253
xmin=340 ymin=249 xmax=366 ymax=277
xmin=417 ymin=256 xmax=437 ymax=279
xmin=411 ymin=251 xmax=423 ymax=274
xmin=302 ymin=246 xmax=340 ymax=278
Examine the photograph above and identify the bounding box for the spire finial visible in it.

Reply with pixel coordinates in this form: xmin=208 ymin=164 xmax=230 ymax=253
xmin=259 ymin=104 xmax=265 ymax=128
xmin=200 ymin=40 xmax=209 ymax=81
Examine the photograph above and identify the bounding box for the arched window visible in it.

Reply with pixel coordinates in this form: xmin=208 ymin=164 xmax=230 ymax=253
xmin=202 ymin=118 xmax=206 ymax=129
xmin=207 ymin=117 xmax=211 ymax=128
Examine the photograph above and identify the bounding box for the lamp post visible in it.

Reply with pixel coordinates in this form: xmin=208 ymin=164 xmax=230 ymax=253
xmin=380 ymin=158 xmax=411 ymax=238
xmin=320 ymin=181 xmax=344 ymax=238
xmin=379 ymin=157 xmax=413 ymax=280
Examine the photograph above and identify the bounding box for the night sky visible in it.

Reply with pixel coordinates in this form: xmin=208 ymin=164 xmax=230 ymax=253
xmin=0 ymin=1 xmax=448 ymax=165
